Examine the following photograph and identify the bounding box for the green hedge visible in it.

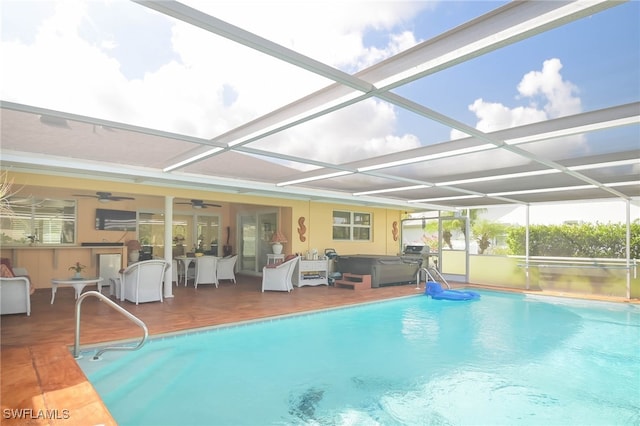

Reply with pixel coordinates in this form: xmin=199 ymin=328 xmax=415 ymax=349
xmin=506 ymin=222 xmax=640 ymax=259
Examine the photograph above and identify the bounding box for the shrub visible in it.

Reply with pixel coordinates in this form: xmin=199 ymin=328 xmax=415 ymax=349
xmin=506 ymin=221 xmax=640 ymax=258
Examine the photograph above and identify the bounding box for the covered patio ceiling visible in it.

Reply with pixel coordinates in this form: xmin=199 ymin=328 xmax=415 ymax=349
xmin=1 ymin=1 xmax=638 ymax=211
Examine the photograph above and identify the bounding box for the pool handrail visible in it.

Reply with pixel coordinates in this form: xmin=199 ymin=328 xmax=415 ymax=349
xmin=416 ymin=266 xmax=450 ymax=289
xmin=73 ymin=290 xmax=148 ymax=360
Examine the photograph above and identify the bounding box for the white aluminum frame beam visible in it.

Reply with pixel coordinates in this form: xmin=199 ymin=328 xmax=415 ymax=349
xmin=143 ymin=0 xmax=620 ymax=170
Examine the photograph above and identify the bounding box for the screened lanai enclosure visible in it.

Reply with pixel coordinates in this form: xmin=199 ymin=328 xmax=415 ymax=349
xmin=401 ymin=205 xmax=638 ymax=299
xmin=1 ymin=1 xmax=638 ymax=297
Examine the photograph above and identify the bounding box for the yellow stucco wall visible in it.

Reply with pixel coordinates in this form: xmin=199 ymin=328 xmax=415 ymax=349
xmin=2 ymin=171 xmax=405 ymax=288
xmin=288 ymin=201 xmax=402 ymax=257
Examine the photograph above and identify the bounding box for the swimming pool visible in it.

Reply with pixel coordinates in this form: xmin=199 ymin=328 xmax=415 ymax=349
xmin=78 ymin=291 xmax=639 ymax=425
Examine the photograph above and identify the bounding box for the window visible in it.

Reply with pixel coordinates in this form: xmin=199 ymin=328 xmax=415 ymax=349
xmin=138 ymin=212 xmax=165 ymax=257
xmin=196 ymin=215 xmax=220 ymax=255
xmin=138 ymin=212 xmax=220 ymax=258
xmin=333 ymin=211 xmax=371 ymax=241
xmin=0 ymin=198 xmax=76 ymax=245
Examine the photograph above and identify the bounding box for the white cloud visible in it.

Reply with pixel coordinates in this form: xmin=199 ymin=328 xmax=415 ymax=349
xmin=451 ymin=58 xmax=583 ymax=139
xmin=1 ymin=1 xmax=128 ymax=119
xmin=467 ymin=99 xmax=547 ymax=134
xmin=441 ymin=58 xmax=587 ymax=175
xmin=356 ymin=30 xmax=420 ymax=71
xmin=1 ymin=0 xmax=426 ymax=167
xmin=517 ymin=58 xmax=581 ymax=118
xmin=250 ymin=98 xmax=421 ymax=168
xmin=185 ymin=0 xmax=430 ymax=71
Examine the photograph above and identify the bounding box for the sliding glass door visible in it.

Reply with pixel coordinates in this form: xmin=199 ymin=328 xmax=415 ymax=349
xmin=238 ymin=212 xmax=277 ymax=275
xmin=239 ymin=215 xmax=256 ymax=273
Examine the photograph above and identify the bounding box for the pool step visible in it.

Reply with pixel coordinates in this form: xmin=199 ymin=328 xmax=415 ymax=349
xmin=334 ymin=273 xmax=371 ymax=290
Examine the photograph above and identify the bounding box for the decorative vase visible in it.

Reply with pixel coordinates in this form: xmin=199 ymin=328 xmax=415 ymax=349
xmin=271 ymin=242 xmax=283 ymax=255
xmin=74 ymin=272 xmax=82 ymax=279
xmin=129 ymin=250 xmax=140 ymax=263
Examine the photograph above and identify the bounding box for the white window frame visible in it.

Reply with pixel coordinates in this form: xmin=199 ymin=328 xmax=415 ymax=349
xmin=0 ymin=198 xmax=76 ymax=246
xmin=332 ymin=210 xmax=371 ymax=241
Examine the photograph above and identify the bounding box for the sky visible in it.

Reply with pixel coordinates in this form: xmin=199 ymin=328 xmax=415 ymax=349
xmin=486 ymin=200 xmax=639 ymax=226
xmin=1 ymin=0 xmax=639 ymax=222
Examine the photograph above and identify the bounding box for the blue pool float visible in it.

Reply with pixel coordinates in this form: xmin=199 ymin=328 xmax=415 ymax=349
xmin=425 ymin=281 xmax=480 ymax=301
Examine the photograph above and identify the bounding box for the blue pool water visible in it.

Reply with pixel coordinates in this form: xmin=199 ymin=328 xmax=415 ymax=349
xmin=78 ymin=291 xmax=640 ymax=425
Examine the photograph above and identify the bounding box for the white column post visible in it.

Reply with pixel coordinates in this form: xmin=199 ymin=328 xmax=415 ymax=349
xmin=525 ymin=204 xmax=530 ymax=290
xmin=164 ymin=195 xmax=174 ymax=298
xmin=625 ymin=200 xmax=631 ymax=299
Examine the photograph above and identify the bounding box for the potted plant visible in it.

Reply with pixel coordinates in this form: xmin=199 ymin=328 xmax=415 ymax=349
xmin=269 ymin=230 xmax=287 ymax=255
xmin=126 ymin=239 xmax=142 ymax=262
xmin=69 ymin=261 xmax=86 ymax=278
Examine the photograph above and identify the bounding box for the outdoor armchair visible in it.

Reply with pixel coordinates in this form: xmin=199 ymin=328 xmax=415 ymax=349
xmin=261 ymin=256 xmax=299 ymax=292
xmin=217 ymin=255 xmax=238 ymax=284
xmin=194 ymin=256 xmax=219 ymax=288
xmin=120 ymin=259 xmax=169 ymax=304
xmin=0 ymin=275 xmax=32 ymax=316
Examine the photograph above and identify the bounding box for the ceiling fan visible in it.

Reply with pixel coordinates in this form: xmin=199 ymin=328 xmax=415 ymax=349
xmin=177 ymin=199 xmax=221 ymax=209
xmin=72 ymin=191 xmax=135 ymax=203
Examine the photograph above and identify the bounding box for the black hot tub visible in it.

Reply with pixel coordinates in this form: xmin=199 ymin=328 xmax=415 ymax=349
xmin=335 ymin=254 xmax=422 ymax=288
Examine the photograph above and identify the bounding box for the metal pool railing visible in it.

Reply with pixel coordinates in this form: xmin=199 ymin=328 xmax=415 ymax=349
xmin=416 ymin=266 xmax=450 ymax=289
xmin=73 ymin=290 xmax=148 ymax=360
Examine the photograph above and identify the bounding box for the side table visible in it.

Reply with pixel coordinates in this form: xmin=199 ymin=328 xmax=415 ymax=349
xmin=175 ymin=256 xmax=196 ymax=286
xmin=267 ymin=254 xmax=285 ymax=265
xmin=50 ymin=277 xmax=104 ymax=304
xmin=297 ymin=259 xmax=329 ymax=287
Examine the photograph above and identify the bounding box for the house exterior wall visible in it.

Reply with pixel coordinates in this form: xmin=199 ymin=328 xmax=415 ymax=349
xmin=288 ymin=200 xmax=402 ymax=258
xmin=1 ymin=171 xmax=405 ymax=288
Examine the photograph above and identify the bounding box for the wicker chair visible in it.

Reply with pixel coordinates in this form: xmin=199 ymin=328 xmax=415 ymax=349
xmin=0 ymin=275 xmax=32 ymax=316
xmin=120 ymin=259 xmax=169 ymax=304
xmin=261 ymin=256 xmax=299 ymax=292
xmin=194 ymin=256 xmax=219 ymax=289
xmin=217 ymin=255 xmax=238 ymax=284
